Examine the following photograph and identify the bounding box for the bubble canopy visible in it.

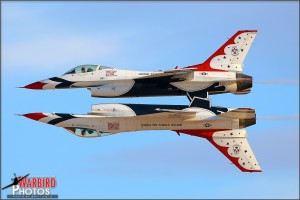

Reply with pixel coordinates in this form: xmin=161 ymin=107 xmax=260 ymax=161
xmin=64 ymin=127 xmax=113 ymax=138
xmin=64 ymin=65 xmax=113 ymax=75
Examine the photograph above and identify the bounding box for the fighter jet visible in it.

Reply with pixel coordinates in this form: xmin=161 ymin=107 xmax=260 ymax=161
xmin=21 ymin=97 xmax=262 ymax=172
xmin=22 ymin=30 xmax=257 ymax=100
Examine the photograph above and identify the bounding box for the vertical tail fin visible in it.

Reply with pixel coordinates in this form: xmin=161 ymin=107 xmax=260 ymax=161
xmin=178 ymin=129 xmax=262 ymax=172
xmin=207 ymin=129 xmax=262 ymax=172
xmin=187 ymin=30 xmax=258 ymax=72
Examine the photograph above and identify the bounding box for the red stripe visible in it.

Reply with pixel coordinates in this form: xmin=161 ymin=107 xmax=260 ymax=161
xmin=176 ymin=129 xmax=228 ymax=138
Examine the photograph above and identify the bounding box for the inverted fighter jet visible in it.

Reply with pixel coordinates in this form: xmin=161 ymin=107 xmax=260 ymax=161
xmin=21 ymin=97 xmax=262 ymax=172
xmin=22 ymin=30 xmax=257 ymax=99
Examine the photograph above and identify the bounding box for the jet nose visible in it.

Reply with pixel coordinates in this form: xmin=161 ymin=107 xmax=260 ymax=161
xmin=21 ymin=112 xmax=47 ymax=121
xmin=22 ymin=81 xmax=47 ymax=90
xmin=21 ymin=78 xmax=59 ymax=90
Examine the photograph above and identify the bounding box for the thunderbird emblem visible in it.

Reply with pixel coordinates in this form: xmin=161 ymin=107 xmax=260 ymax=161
xmin=231 ymin=46 xmax=239 ymax=56
xmin=233 ymin=144 xmax=241 ymax=154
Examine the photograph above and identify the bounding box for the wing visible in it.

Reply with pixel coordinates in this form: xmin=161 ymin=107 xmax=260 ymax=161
xmin=150 ymin=108 xmax=196 ymax=119
xmin=2 ymin=183 xmax=14 ymax=190
xmin=135 ymin=68 xmax=194 ymax=82
xmin=155 ymin=108 xmax=196 ymax=114
xmin=200 ymin=77 xmax=252 ymax=83
xmin=179 ymin=129 xmax=262 ymax=172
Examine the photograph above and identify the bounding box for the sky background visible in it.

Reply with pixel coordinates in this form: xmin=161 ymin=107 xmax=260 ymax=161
xmin=1 ymin=2 xmax=299 ymax=199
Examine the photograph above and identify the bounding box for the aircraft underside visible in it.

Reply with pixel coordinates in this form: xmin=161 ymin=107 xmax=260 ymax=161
xmin=90 ymin=81 xmax=228 ymax=98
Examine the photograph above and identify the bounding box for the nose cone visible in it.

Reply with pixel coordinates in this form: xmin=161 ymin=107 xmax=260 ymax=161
xmin=21 ymin=77 xmax=74 ymax=90
xmin=23 ymin=81 xmax=47 ymax=90
xmin=22 ymin=112 xmax=47 ymax=121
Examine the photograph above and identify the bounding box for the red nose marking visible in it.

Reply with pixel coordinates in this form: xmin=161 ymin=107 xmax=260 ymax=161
xmin=23 ymin=82 xmax=46 ymax=89
xmin=23 ymin=113 xmax=47 ymax=121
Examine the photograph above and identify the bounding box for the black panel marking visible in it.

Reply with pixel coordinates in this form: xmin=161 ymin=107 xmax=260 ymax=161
xmin=189 ymin=97 xmax=211 ymax=108
xmin=125 ymin=104 xmax=187 ymax=116
xmin=49 ymin=77 xmax=76 ymax=89
xmin=124 ymin=103 xmax=229 ymax=116
xmin=48 ymin=113 xmax=77 ymax=125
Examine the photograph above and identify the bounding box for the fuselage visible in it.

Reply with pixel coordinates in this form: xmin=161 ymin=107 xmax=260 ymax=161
xmin=23 ymin=30 xmax=257 ymax=98
xmin=23 ymin=65 xmax=252 ymax=98
xmin=23 ymin=103 xmax=256 ymax=138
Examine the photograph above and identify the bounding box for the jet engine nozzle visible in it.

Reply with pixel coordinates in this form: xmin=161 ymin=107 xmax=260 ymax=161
xmin=235 ymin=73 xmax=253 ymax=94
xmin=236 ymin=108 xmax=256 ymax=128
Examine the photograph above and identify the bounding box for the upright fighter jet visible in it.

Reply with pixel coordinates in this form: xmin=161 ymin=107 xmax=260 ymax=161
xmin=21 ymin=97 xmax=262 ymax=172
xmin=22 ymin=30 xmax=257 ymax=100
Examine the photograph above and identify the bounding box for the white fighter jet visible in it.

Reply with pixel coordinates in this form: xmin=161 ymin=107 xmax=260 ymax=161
xmin=21 ymin=97 xmax=262 ymax=172
xmin=22 ymin=30 xmax=257 ymax=100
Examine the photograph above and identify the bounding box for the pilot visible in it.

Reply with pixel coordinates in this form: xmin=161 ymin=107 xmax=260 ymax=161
xmin=81 ymin=67 xmax=86 ymax=73
xmin=81 ymin=130 xmax=86 ymax=136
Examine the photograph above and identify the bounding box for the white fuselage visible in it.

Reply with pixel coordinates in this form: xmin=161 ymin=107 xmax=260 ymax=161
xmin=43 ymin=69 xmax=239 ymax=96
xmin=49 ymin=108 xmax=239 ymax=134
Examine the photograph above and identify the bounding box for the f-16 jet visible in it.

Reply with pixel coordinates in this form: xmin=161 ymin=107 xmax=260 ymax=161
xmin=21 ymin=97 xmax=262 ymax=172
xmin=22 ymin=30 xmax=257 ymax=100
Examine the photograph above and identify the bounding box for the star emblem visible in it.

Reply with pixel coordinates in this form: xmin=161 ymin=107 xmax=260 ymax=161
xmin=231 ymin=46 xmax=239 ymax=56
